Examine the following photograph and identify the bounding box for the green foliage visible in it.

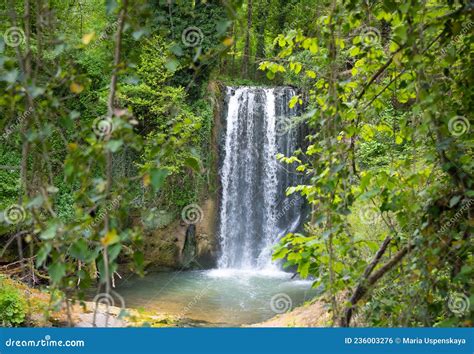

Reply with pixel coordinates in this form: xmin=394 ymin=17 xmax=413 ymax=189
xmin=150 ymin=0 xmax=231 ymax=99
xmin=118 ymin=34 xmax=212 ymax=215
xmin=0 ymin=146 xmax=21 ymax=209
xmin=0 ymin=0 xmax=226 ymax=318
xmin=0 ymin=277 xmax=26 ymax=327
xmin=0 ymin=0 xmax=471 ymax=330
xmin=265 ymin=0 xmax=473 ymax=327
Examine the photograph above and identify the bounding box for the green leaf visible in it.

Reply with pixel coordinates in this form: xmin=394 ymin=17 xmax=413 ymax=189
xmin=48 ymin=262 xmax=66 ymax=284
xmin=106 ymin=0 xmax=117 ymax=14
xmin=36 ymin=243 xmax=52 ymax=267
xmin=184 ymin=156 xmax=201 ymax=172
xmin=69 ymin=111 xmax=80 ymax=120
xmin=165 ymin=58 xmax=179 ymax=72
xmin=40 ymin=224 xmax=58 ymax=240
xmin=108 ymin=243 xmax=122 ymax=262
xmin=449 ymin=195 xmax=461 ymax=207
xmin=359 ymin=188 xmax=380 ymax=201
xmin=132 ymin=29 xmax=146 ymax=40
xmin=289 ymin=95 xmax=299 ymax=109
xmin=2 ymin=69 xmax=19 ymax=83
xmin=298 ymin=261 xmax=310 ymax=278
xmin=349 ymin=46 xmax=360 ymax=56
xmin=106 ymin=139 xmax=123 ymax=152
xmin=306 ymin=70 xmax=316 ymax=78
xmin=70 ymin=239 xmax=89 ymax=261
xmin=133 ymin=251 xmax=144 ymax=270
xmin=150 ymin=168 xmax=169 ymax=192
xmin=170 ymin=44 xmax=183 ymax=56
xmin=27 ymin=195 xmax=44 ymax=208
xmin=28 ymin=86 xmax=45 ymax=98
xmin=216 ymin=20 xmax=232 ymax=35
xmin=101 ymin=229 xmax=120 ymax=247
xmin=272 ymin=247 xmax=289 ymax=260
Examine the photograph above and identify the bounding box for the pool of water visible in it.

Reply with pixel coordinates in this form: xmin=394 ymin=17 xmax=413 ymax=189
xmin=116 ymin=269 xmax=318 ymax=326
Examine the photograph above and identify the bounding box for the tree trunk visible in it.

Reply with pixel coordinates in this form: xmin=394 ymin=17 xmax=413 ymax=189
xmin=254 ymin=0 xmax=267 ymax=80
xmin=341 ymin=243 xmax=415 ymax=327
xmin=242 ymin=0 xmax=252 ymax=78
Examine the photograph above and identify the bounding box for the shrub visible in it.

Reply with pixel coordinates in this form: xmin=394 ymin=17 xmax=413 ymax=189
xmin=0 ymin=278 xmax=26 ymax=327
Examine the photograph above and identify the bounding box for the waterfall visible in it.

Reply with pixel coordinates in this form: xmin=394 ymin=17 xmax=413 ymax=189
xmin=217 ymin=86 xmax=305 ymax=270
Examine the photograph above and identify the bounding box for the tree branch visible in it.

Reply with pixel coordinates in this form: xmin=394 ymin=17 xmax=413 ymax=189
xmin=341 ymin=243 xmax=415 ymax=326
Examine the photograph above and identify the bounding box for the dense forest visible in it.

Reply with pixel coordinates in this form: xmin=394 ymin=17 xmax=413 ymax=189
xmin=0 ymin=0 xmax=472 ymax=328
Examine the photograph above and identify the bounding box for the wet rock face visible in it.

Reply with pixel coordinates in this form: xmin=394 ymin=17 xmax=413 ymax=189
xmin=141 ymin=197 xmax=219 ymax=270
xmin=180 ymin=198 xmax=220 ymax=269
xmin=193 ymin=198 xmax=218 ymax=268
xmin=181 ymin=225 xmax=197 ymax=269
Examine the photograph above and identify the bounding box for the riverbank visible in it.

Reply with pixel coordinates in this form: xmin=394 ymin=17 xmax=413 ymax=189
xmin=1 ymin=272 xmax=331 ymax=328
xmin=0 ymin=274 xmax=179 ymax=327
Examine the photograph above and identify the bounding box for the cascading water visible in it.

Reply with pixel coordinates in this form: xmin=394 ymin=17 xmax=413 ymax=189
xmin=217 ymin=87 xmax=305 ymax=270
xmin=116 ymin=86 xmax=317 ymax=325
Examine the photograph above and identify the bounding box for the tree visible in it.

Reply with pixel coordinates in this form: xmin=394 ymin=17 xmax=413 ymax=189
xmin=265 ymin=0 xmax=473 ymax=327
xmin=242 ymin=0 xmax=252 ymax=77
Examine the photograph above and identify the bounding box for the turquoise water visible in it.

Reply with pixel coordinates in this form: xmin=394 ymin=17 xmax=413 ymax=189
xmin=116 ymin=269 xmax=318 ymax=326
